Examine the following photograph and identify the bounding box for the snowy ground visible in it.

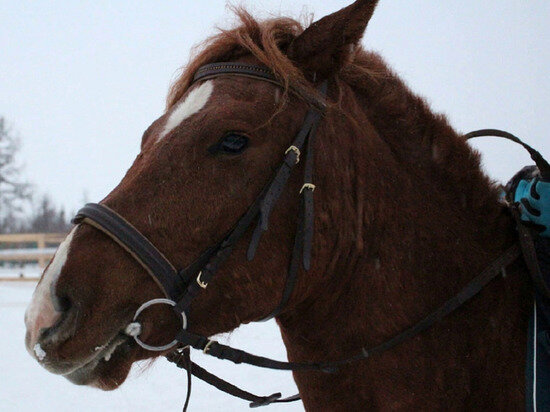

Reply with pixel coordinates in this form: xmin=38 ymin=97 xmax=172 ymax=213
xmin=0 ymin=275 xmax=304 ymax=411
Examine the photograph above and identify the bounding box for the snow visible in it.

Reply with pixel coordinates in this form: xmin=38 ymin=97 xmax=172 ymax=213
xmin=0 ymin=277 xmax=304 ymax=411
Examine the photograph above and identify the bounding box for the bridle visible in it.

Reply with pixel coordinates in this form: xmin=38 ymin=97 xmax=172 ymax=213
xmin=74 ymin=62 xmax=328 ymax=324
xmin=72 ymin=62 xmax=550 ymax=409
xmin=74 ymin=61 xmax=330 ymax=407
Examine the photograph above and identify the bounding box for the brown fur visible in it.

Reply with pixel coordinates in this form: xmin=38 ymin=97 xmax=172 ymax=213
xmin=36 ymin=1 xmax=529 ymax=410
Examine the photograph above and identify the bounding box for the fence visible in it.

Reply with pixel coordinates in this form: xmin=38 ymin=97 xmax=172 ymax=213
xmin=0 ymin=233 xmax=66 ymax=281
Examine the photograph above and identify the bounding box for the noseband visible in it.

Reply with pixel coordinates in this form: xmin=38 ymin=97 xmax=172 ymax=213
xmin=72 ymin=62 xmax=547 ymax=409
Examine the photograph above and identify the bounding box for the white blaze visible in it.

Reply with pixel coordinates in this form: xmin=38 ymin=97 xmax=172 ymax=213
xmin=25 ymin=227 xmax=77 ymax=354
xmin=158 ymin=80 xmax=214 ymax=142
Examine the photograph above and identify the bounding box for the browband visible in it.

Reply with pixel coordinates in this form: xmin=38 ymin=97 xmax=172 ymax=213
xmin=193 ymin=62 xmax=281 ymax=86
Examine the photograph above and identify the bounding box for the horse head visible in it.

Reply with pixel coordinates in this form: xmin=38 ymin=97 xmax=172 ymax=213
xmin=24 ymin=0 xmax=381 ymax=390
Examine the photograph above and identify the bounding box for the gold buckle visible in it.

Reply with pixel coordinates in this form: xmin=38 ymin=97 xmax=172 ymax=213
xmin=285 ymin=146 xmax=300 ymax=164
xmin=203 ymin=339 xmax=215 ymax=354
xmin=196 ymin=271 xmax=208 ymax=289
xmin=300 ymin=183 xmax=316 ymax=193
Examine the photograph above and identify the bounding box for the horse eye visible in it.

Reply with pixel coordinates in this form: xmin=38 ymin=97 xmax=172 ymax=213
xmin=209 ymin=133 xmax=249 ymax=155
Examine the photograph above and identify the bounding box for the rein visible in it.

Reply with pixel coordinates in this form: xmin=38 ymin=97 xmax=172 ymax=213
xmin=72 ymin=63 xmax=549 ymax=410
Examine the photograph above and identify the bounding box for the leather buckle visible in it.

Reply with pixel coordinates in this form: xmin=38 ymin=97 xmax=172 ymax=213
xmin=249 ymin=392 xmax=282 ymax=408
xmin=300 ymin=183 xmax=316 ymax=193
xmin=285 ymin=146 xmax=300 ymax=164
xmin=196 ymin=271 xmax=208 ymax=289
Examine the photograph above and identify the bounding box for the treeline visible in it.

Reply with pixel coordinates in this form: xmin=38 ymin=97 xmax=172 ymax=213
xmin=0 ymin=116 xmax=72 ymax=234
xmin=1 ymin=195 xmax=72 ymax=234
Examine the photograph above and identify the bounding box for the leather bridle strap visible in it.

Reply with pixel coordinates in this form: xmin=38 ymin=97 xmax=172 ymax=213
xmin=465 ymin=129 xmax=550 ymax=300
xmin=174 ymin=242 xmax=521 ymax=371
xmin=257 ymin=81 xmax=328 ymax=321
xmin=173 ymin=184 xmax=267 ymax=313
xmin=464 ymin=129 xmax=550 ymax=180
xmin=193 ymin=62 xmax=280 ymax=86
xmin=165 ymin=242 xmax=520 ymax=407
xmin=165 ymin=351 xmax=299 ymax=408
xmin=174 ymin=76 xmax=328 ymax=317
xmin=190 ymin=361 xmax=301 ymax=408
xmin=72 ymin=204 xmax=182 ymax=300
xmin=246 ymin=105 xmax=321 ymax=260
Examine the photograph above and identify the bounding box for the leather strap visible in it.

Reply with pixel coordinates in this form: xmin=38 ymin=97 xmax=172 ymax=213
xmin=258 ymin=204 xmax=304 ymax=322
xmin=174 ymin=80 xmax=327 ymax=318
xmin=464 ymin=129 xmax=550 ymax=180
xmin=246 ymin=140 xmax=302 ymax=259
xmin=174 ymin=241 xmax=521 ymax=372
xmin=177 ymin=243 xmax=220 ymax=284
xmin=247 ymin=105 xmax=323 ymax=260
xmin=174 ymin=187 xmax=266 ymax=313
xmin=73 ymin=204 xmax=182 ymax=300
xmin=166 ymin=240 xmax=520 ymax=409
xmin=193 ymin=63 xmax=281 ymax=87
xmin=251 ymin=82 xmax=327 ymax=320
xmin=165 ymin=348 xmax=301 ymax=408
xmin=301 ymin=80 xmax=327 ymax=270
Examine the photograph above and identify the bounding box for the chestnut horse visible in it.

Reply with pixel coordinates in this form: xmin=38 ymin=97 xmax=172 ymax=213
xmin=25 ymin=1 xmax=529 ymax=410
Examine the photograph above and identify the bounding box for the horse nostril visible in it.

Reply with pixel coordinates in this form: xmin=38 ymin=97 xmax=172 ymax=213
xmin=39 ymin=291 xmax=77 ymax=345
xmin=53 ymin=294 xmax=72 ymax=313
xmin=50 ymin=284 xmax=72 ymax=313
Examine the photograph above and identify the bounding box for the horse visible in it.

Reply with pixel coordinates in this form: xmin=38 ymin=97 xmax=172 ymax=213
xmin=24 ymin=1 xmax=530 ymax=410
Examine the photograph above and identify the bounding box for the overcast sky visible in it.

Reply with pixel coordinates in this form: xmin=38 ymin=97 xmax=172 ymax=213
xmin=1 ymin=1 xmax=549 ymax=213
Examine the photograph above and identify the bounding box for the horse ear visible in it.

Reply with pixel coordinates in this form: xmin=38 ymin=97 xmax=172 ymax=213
xmin=288 ymin=0 xmax=379 ymax=80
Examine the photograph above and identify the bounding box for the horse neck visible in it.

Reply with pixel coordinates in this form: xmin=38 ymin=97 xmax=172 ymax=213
xmin=276 ymin=56 xmax=527 ymax=409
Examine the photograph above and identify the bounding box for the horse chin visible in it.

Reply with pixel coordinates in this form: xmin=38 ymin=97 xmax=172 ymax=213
xmin=63 ymin=336 xmax=135 ymax=390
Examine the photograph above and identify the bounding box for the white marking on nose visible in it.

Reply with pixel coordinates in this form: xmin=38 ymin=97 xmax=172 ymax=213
xmin=158 ymin=80 xmax=214 ymax=142
xmin=25 ymin=227 xmax=77 ymax=354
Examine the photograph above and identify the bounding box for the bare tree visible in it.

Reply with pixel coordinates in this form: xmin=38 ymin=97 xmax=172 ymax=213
xmin=27 ymin=194 xmax=71 ymax=233
xmin=0 ymin=117 xmax=30 ymax=232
